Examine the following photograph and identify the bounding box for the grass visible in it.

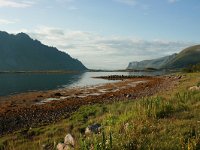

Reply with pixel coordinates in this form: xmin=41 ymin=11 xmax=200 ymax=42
xmin=182 ymin=63 xmax=200 ymax=73
xmin=197 ymin=82 xmax=200 ymax=87
xmin=0 ymin=73 xmax=200 ymax=150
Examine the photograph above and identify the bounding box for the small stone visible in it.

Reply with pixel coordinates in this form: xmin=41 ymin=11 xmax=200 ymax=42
xmin=178 ymin=76 xmax=182 ymax=79
xmin=126 ymin=94 xmax=131 ymax=98
xmin=64 ymin=134 xmax=75 ymax=147
xmin=55 ymin=93 xmax=62 ymax=96
xmin=57 ymin=143 xmax=73 ymax=150
xmin=37 ymin=95 xmax=43 ymax=98
xmin=189 ymin=86 xmax=200 ymax=91
xmin=57 ymin=143 xmax=65 ymax=150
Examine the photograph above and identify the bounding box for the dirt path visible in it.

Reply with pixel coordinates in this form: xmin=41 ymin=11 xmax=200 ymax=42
xmin=0 ymin=75 xmax=181 ymax=135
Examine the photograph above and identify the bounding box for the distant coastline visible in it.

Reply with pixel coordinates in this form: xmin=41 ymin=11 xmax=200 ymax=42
xmin=0 ymin=68 xmax=166 ymax=74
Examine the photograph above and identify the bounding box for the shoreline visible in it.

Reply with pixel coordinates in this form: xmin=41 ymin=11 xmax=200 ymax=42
xmin=0 ymin=75 xmax=181 ymax=135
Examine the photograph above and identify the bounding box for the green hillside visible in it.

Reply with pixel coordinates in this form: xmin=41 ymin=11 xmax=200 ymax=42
xmin=127 ymin=45 xmax=200 ymax=70
xmin=166 ymin=45 xmax=200 ymax=69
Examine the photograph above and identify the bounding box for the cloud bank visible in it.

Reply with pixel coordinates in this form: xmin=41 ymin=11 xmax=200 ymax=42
xmin=23 ymin=26 xmax=194 ymax=69
xmin=0 ymin=0 xmax=34 ymax=8
xmin=0 ymin=19 xmax=16 ymax=25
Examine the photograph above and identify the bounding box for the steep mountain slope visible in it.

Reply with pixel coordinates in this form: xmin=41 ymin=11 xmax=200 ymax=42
xmin=127 ymin=45 xmax=200 ymax=70
xmin=165 ymin=45 xmax=200 ymax=68
xmin=127 ymin=54 xmax=177 ymax=70
xmin=0 ymin=31 xmax=87 ymax=71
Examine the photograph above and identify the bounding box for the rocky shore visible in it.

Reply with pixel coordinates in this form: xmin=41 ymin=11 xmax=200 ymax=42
xmin=0 ymin=75 xmax=181 ymax=135
xmin=93 ymin=75 xmax=152 ymax=80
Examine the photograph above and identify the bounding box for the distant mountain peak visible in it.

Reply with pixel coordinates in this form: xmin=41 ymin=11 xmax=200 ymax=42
xmin=0 ymin=31 xmax=10 ymax=37
xmin=16 ymin=32 xmax=31 ymax=38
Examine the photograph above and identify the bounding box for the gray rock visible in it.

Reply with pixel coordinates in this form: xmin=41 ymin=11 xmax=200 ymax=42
xmin=85 ymin=123 xmax=101 ymax=134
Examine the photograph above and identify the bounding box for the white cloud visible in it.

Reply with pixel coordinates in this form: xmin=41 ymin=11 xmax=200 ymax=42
xmin=114 ymin=0 xmax=137 ymax=6
xmin=0 ymin=19 xmax=16 ymax=25
xmin=0 ymin=0 xmax=34 ymax=8
xmin=19 ymin=26 xmax=194 ymax=69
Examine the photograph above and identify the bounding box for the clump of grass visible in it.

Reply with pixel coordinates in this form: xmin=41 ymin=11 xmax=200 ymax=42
xmin=182 ymin=63 xmax=200 ymax=73
xmin=197 ymin=81 xmax=200 ymax=87
xmin=80 ymin=131 xmax=113 ymax=150
xmin=180 ymin=127 xmax=200 ymax=150
xmin=139 ymin=96 xmax=174 ymax=118
xmin=70 ymin=105 xmax=107 ymax=125
xmin=0 ymin=139 xmax=7 ymax=150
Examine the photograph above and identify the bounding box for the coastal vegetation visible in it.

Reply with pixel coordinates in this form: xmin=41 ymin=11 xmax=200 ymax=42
xmin=182 ymin=63 xmax=200 ymax=73
xmin=0 ymin=72 xmax=199 ymax=149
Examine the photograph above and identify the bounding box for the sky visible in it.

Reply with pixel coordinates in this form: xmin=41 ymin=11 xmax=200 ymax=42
xmin=0 ymin=0 xmax=199 ymax=69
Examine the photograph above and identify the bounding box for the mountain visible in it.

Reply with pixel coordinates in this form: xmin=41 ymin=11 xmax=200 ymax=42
xmin=0 ymin=31 xmax=87 ymax=71
xmin=127 ymin=54 xmax=177 ymax=70
xmin=165 ymin=45 xmax=200 ymax=69
xmin=127 ymin=45 xmax=200 ymax=70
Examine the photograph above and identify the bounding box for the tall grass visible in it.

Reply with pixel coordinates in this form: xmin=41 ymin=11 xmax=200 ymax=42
xmin=79 ymin=90 xmax=200 ymax=149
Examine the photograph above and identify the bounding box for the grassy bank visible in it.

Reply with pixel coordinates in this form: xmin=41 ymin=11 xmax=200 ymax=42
xmin=0 ymin=73 xmax=200 ymax=150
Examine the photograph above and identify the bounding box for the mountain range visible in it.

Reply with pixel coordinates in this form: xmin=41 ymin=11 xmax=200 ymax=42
xmin=127 ymin=45 xmax=200 ymax=70
xmin=1 ymin=31 xmax=199 ymax=72
xmin=0 ymin=31 xmax=87 ymax=71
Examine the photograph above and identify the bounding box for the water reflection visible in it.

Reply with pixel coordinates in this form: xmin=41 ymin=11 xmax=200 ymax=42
xmin=0 ymin=73 xmax=83 ymax=96
xmin=0 ymin=71 xmax=165 ymax=96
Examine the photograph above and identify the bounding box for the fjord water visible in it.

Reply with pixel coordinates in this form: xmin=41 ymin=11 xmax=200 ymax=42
xmin=0 ymin=71 xmax=164 ymax=97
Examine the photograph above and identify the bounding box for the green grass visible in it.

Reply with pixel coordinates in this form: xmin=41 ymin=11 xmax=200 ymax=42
xmin=0 ymin=73 xmax=200 ymax=150
xmin=197 ymin=82 xmax=200 ymax=87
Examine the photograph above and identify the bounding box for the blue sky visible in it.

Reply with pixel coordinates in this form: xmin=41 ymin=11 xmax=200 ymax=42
xmin=0 ymin=0 xmax=199 ymax=69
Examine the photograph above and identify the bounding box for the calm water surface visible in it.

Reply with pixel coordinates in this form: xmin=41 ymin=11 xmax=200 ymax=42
xmin=0 ymin=71 xmax=164 ymax=97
